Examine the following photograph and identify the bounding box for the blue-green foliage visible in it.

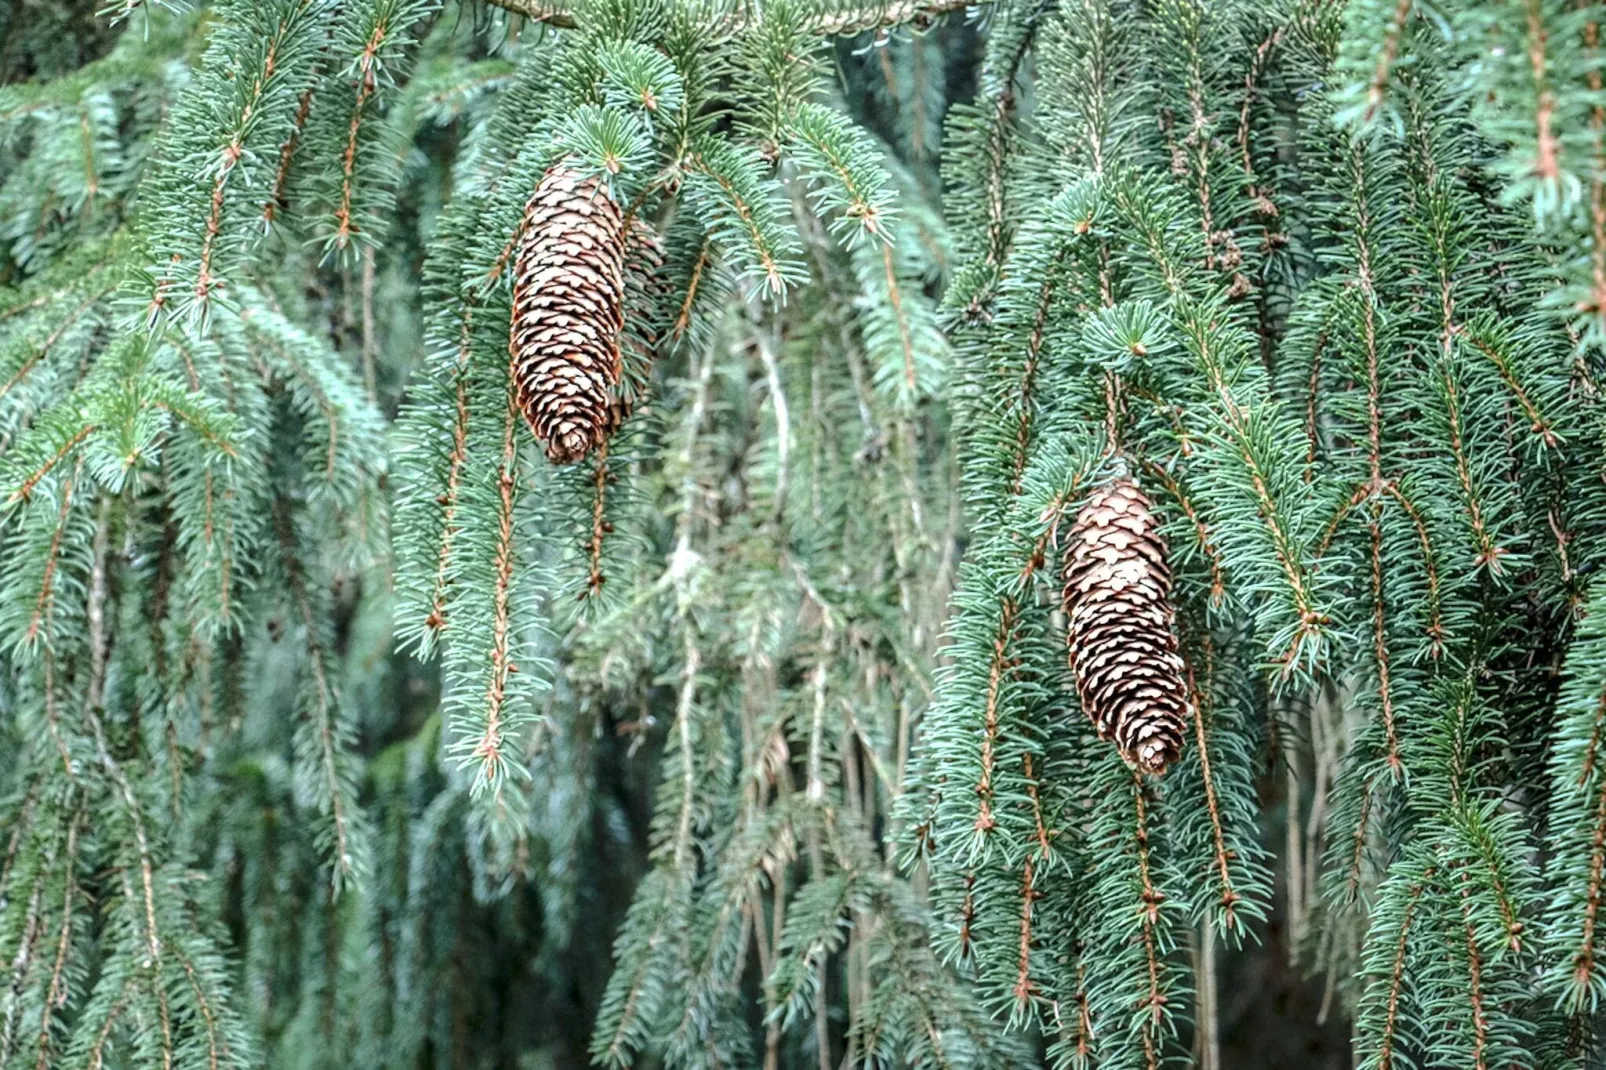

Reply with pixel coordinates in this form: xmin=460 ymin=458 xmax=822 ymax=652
xmin=904 ymin=0 xmax=1606 ymax=1066
xmin=18 ymin=0 xmax=1606 ymax=1067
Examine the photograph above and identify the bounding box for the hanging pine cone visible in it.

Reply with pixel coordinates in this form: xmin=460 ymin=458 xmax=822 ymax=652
xmin=511 ymin=163 xmax=628 ymax=464
xmin=1061 ymin=476 xmax=1190 ymax=774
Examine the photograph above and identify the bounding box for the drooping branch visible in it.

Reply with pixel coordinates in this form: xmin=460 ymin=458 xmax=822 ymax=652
xmin=478 ymin=0 xmax=976 ymax=34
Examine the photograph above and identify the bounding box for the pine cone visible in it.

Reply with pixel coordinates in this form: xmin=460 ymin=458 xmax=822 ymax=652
xmin=511 ymin=163 xmax=628 ymax=464
xmin=1062 ymin=477 xmax=1190 ymax=774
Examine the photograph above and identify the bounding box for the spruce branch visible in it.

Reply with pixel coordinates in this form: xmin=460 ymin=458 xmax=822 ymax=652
xmin=1179 ymin=646 xmax=1248 ymax=934
xmin=272 ymin=495 xmax=366 ymax=891
xmin=478 ymin=0 xmax=977 ymax=34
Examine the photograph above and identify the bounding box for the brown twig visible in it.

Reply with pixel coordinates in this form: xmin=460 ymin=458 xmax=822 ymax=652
xmin=1375 ymin=870 xmax=1433 ymax=1070
xmin=1363 ymin=0 xmax=1415 ymax=125
xmin=32 ymin=808 xmax=83 ymax=1070
xmin=1184 ymin=648 xmax=1241 ymax=929
xmin=332 ymin=24 xmax=390 ymax=249
xmin=473 ymin=376 xmax=523 ymax=783
xmin=425 ymin=310 xmax=477 ymax=635
xmin=584 ymin=441 xmax=613 ymax=598
xmin=1133 ymin=773 xmax=1166 ymax=1070
xmin=973 ymin=597 xmax=1018 ymax=833
xmin=22 ymin=457 xmax=84 ymax=646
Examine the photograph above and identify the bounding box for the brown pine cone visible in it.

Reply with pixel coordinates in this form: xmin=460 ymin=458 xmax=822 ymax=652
xmin=511 ymin=163 xmax=628 ymax=464
xmin=1062 ymin=477 xmax=1190 ymax=774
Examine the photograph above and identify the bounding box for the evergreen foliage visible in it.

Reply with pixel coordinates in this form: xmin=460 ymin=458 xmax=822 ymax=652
xmin=11 ymin=0 xmax=1606 ymax=1067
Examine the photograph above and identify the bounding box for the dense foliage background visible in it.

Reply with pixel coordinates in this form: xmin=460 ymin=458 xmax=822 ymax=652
xmin=8 ymin=0 xmax=1606 ymax=1067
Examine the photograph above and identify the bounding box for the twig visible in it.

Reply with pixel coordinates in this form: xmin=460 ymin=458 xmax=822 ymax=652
xmin=754 ymin=319 xmax=791 ymax=524
xmin=360 ymin=246 xmax=377 ymax=402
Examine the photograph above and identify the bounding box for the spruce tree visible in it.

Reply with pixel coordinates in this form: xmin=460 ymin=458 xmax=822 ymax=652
xmin=9 ymin=0 xmax=1606 ymax=1067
